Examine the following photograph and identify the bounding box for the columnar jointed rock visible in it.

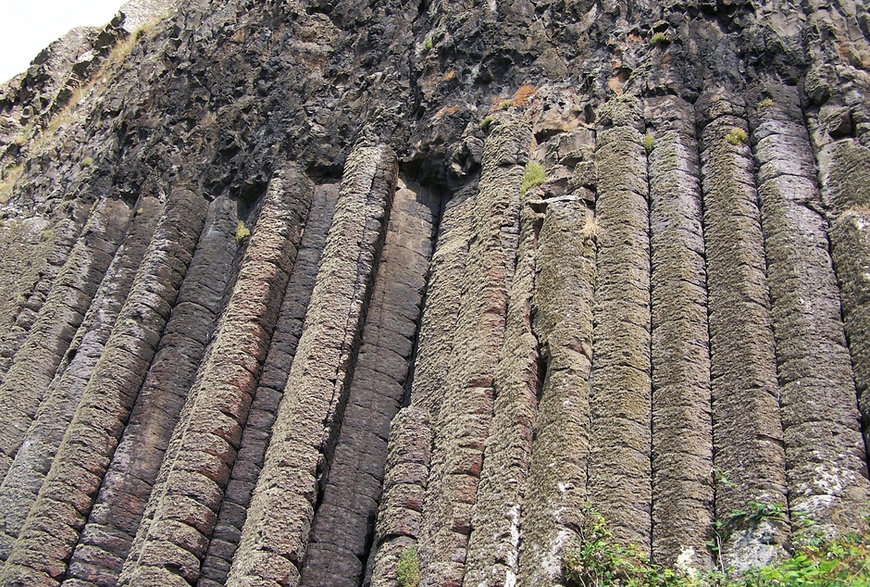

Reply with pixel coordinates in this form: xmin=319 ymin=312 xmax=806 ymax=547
xmin=0 ymin=195 xmax=159 ymax=563
xmin=417 ymin=117 xmax=529 ymax=586
xmin=1 ymin=0 xmax=870 ymax=583
xmin=228 ymin=143 xmax=397 ymax=586
xmin=518 ymin=196 xmax=596 ymax=585
xmin=300 ymin=180 xmax=437 ymax=586
xmin=0 ymin=198 xmax=132 ymax=484
xmin=67 ymin=195 xmax=240 ymax=586
xmin=368 ymin=191 xmax=474 ymax=585
xmin=119 ymin=169 xmax=312 ymax=584
xmin=464 ymin=196 xmax=541 ymax=587
xmin=817 ymin=141 xmax=870 ymax=453
xmin=199 ymin=183 xmax=339 ymax=587
xmin=0 ymin=188 xmax=206 ymax=585
xmin=698 ymin=91 xmax=789 ymax=569
xmin=646 ymin=95 xmax=713 ymax=569
xmin=751 ymin=83 xmax=870 ymax=529
xmin=588 ymin=97 xmax=652 ymax=553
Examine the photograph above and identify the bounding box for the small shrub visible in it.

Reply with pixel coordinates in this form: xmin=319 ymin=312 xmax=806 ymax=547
xmin=234 ymin=220 xmax=251 ymax=244
xmin=649 ymin=32 xmax=670 ymax=46
xmin=520 ymin=161 xmax=547 ymax=197
xmin=643 ymin=132 xmax=655 ymax=154
xmin=81 ymin=156 xmax=94 ymax=167
xmin=423 ymin=36 xmax=434 ymax=52
xmin=757 ymin=97 xmax=774 ymax=108
xmin=725 ymin=128 xmax=748 ymax=145
xmin=479 ymin=115 xmax=495 ymax=130
xmin=397 ymin=546 xmax=421 ymax=587
xmin=499 ymin=99 xmax=513 ymax=110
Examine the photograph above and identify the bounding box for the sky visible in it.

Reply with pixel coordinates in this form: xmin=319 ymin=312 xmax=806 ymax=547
xmin=0 ymin=1 xmax=124 ymax=83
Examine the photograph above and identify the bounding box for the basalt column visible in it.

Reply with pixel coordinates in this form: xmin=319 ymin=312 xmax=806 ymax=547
xmin=464 ymin=185 xmax=541 ymax=587
xmin=518 ymin=194 xmax=597 ymax=585
xmin=300 ymin=179 xmax=437 ymax=586
xmin=417 ymin=117 xmax=528 ymax=586
xmin=0 ymin=198 xmax=133 ymax=482
xmin=199 ymin=183 xmax=339 ymax=586
xmin=751 ymin=83 xmax=869 ymax=528
xmin=588 ymin=97 xmax=652 ymax=552
xmin=698 ymin=91 xmax=788 ymax=569
xmin=0 ymin=208 xmax=87 ymax=382
xmin=646 ymin=95 xmax=713 ymax=569
xmin=0 ymin=188 xmax=207 ymax=585
xmin=817 ymin=139 xmax=870 ymax=453
xmin=228 ymin=142 xmax=397 ymax=585
xmin=66 ymin=194 xmax=241 ymax=586
xmin=0 ymin=196 xmax=160 ymax=562
xmin=119 ymin=168 xmax=312 ymax=585
xmin=368 ymin=189 xmax=474 ymax=585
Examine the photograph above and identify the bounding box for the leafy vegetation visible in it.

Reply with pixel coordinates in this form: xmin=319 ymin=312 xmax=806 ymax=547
xmin=479 ymin=114 xmax=495 ymax=130
xmin=563 ymin=505 xmax=870 ymax=586
xmin=520 ymin=161 xmax=547 ymax=197
xmin=397 ymin=546 xmax=421 ymax=587
xmin=423 ymin=36 xmax=434 ymax=52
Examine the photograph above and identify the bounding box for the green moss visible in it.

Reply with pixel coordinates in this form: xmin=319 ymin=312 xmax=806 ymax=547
xmin=520 ymin=161 xmax=547 ymax=197
xmin=643 ymin=132 xmax=655 ymax=154
xmin=757 ymin=98 xmax=774 ymax=109
xmin=479 ymin=115 xmax=495 ymax=130
xmin=234 ymin=220 xmax=251 ymax=244
xmin=81 ymin=156 xmax=94 ymax=167
xmin=423 ymin=36 xmax=434 ymax=52
xmin=725 ymin=128 xmax=748 ymax=145
xmin=649 ymin=32 xmax=670 ymax=46
xmin=397 ymin=546 xmax=421 ymax=587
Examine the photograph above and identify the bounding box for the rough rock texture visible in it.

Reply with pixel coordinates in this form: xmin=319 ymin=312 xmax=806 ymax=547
xmin=0 ymin=0 xmax=869 ymax=584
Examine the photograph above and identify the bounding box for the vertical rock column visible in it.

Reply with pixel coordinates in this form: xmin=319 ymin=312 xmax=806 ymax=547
xmin=227 ymin=143 xmax=397 ymax=586
xmin=464 ymin=194 xmax=541 ymax=587
xmin=646 ymin=96 xmax=714 ymax=569
xmin=0 ymin=188 xmax=207 ymax=586
xmin=300 ymin=180 xmax=437 ymax=586
xmin=0 ymin=198 xmax=133 ymax=482
xmin=119 ymin=168 xmax=312 ymax=585
xmin=518 ymin=196 xmax=597 ymax=584
xmin=815 ymin=140 xmax=870 ymax=454
xmin=588 ymin=97 xmax=652 ymax=552
xmin=65 ymin=195 xmax=241 ymax=586
xmin=198 ymin=183 xmax=339 ymax=586
xmin=697 ymin=91 xmax=788 ymax=569
xmin=0 ymin=210 xmax=84 ymax=381
xmin=417 ymin=118 xmax=528 ymax=587
xmin=0 ymin=196 xmax=160 ymax=561
xmin=368 ymin=191 xmax=474 ymax=586
xmin=752 ymin=84 xmax=870 ymax=527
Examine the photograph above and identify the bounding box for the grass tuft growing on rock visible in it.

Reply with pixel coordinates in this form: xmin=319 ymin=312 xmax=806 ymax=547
xmin=397 ymin=546 xmax=421 ymax=587
xmin=725 ymin=128 xmax=748 ymax=145
xmin=235 ymin=220 xmax=251 ymax=244
xmin=520 ymin=161 xmax=547 ymax=197
xmin=649 ymin=32 xmax=670 ymax=46
xmin=479 ymin=115 xmax=495 ymax=130
xmin=643 ymin=132 xmax=655 ymax=154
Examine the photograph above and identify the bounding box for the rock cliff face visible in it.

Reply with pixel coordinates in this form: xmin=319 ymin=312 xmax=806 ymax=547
xmin=0 ymin=0 xmax=869 ymax=584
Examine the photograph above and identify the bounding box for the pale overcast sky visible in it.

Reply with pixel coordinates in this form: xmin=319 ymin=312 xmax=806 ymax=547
xmin=1 ymin=1 xmax=124 ymax=83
